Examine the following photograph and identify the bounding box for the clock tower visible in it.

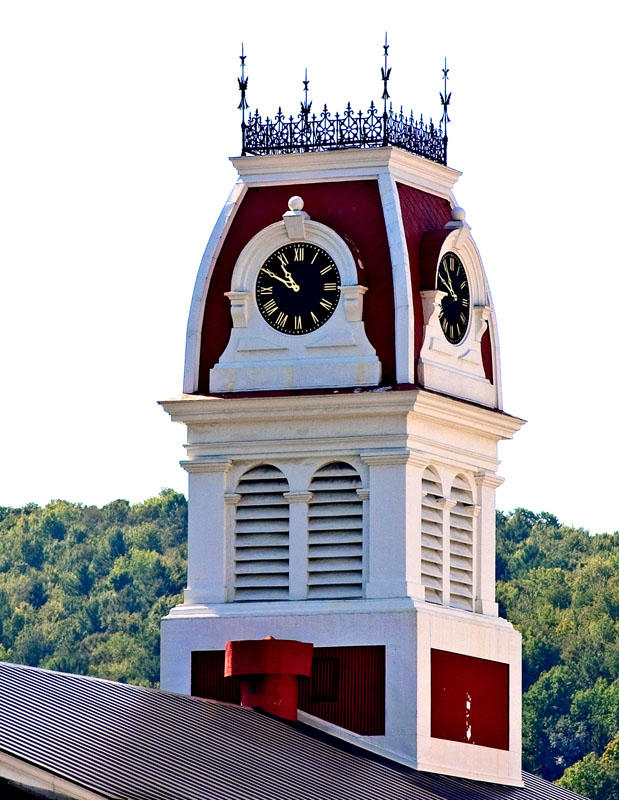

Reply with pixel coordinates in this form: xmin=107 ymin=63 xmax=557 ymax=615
xmin=160 ymin=48 xmax=525 ymax=786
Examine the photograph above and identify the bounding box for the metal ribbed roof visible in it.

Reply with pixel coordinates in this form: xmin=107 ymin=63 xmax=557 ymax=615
xmin=0 ymin=662 xmax=588 ymax=800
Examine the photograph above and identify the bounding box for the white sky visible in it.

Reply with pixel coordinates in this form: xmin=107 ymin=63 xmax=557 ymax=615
xmin=1 ymin=2 xmax=617 ymax=534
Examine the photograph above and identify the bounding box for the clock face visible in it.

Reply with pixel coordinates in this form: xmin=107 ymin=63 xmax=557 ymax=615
xmin=436 ymin=252 xmax=470 ymax=344
xmin=255 ymin=242 xmax=341 ymax=335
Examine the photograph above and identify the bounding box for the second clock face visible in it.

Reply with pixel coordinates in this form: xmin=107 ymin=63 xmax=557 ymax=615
xmin=255 ymin=242 xmax=341 ymax=335
xmin=436 ymin=251 xmax=470 ymax=344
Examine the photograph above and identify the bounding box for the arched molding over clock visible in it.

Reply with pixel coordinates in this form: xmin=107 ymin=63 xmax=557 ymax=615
xmin=227 ymin=216 xmax=359 ymax=294
xmin=209 ymin=199 xmax=381 ymax=393
xmin=417 ymin=219 xmax=503 ymax=409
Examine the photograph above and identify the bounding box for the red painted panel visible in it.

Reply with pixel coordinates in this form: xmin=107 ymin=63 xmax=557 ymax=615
xmin=431 ymin=648 xmax=509 ymax=750
xmin=191 ymin=650 xmax=241 ymax=704
xmin=396 ymin=184 xmax=452 ymax=381
xmin=480 ymin=328 xmax=494 ymax=383
xmin=192 ymin=644 xmax=385 ymax=736
xmin=298 ymin=645 xmax=385 ymax=735
xmin=418 ymin=229 xmax=450 ymax=290
xmin=197 ymin=181 xmax=395 ymax=393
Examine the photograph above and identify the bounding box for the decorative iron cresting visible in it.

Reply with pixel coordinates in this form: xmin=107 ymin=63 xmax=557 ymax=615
xmin=238 ymin=37 xmax=450 ymax=165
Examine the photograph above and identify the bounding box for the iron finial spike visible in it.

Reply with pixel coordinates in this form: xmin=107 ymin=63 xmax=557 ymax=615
xmin=301 ymin=67 xmax=311 ymax=120
xmin=381 ymin=32 xmax=391 ymax=108
xmin=238 ymin=43 xmax=249 ymax=155
xmin=440 ymin=56 xmax=451 ymax=164
xmin=381 ymin=32 xmax=391 ymax=145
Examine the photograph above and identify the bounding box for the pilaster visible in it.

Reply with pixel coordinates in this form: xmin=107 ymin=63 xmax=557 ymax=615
xmin=362 ymin=451 xmax=412 ymax=599
xmin=474 ymin=470 xmax=504 ymax=616
xmin=181 ymin=458 xmax=231 ymax=604
xmin=284 ymin=491 xmax=313 ymax=600
xmin=404 ymin=455 xmax=431 ymax=601
xmin=438 ymin=498 xmax=457 ymax=606
xmin=223 ymin=492 xmax=242 ymax=602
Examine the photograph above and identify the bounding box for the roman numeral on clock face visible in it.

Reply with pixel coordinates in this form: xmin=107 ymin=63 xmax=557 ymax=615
xmin=256 ymin=243 xmax=342 ymax=335
xmin=436 ymin=251 xmax=470 ymax=345
xmin=263 ymin=299 xmax=277 ymax=315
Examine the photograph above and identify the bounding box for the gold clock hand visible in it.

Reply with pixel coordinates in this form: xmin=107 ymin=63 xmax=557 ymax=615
xmin=279 ymin=264 xmax=300 ymax=292
xmin=443 ymin=270 xmax=458 ymax=300
xmin=263 ymin=268 xmax=300 ymax=292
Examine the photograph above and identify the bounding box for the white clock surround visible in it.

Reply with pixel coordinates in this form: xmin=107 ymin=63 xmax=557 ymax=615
xmin=209 ymin=198 xmax=381 ymax=393
xmin=418 ymin=217 xmax=502 ymax=408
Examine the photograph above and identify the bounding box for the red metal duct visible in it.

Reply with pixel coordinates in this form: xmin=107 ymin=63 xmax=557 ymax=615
xmin=224 ymin=636 xmax=313 ymax=721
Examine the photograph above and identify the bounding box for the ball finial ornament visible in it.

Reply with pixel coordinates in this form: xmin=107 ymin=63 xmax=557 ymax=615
xmin=288 ymin=195 xmax=304 ymax=212
xmin=451 ymin=206 xmax=466 ymax=222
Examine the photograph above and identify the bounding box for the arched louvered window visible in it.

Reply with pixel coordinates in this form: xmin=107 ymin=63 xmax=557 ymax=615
xmin=307 ymin=462 xmax=364 ymax=599
xmin=233 ymin=465 xmax=289 ymax=601
xmin=421 ymin=467 xmax=444 ymax=605
xmin=449 ymin=475 xmax=475 ymax=611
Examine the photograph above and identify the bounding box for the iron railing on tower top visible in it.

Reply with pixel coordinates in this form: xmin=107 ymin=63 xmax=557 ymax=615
xmin=237 ymin=38 xmax=451 ymax=166
xmin=241 ymin=102 xmax=446 ymax=164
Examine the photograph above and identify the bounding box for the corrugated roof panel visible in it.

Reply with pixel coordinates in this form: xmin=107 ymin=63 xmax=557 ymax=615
xmin=0 ymin=662 xmax=589 ymax=800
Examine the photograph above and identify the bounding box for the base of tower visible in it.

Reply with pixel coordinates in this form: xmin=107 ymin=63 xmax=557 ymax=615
xmin=161 ymin=597 xmax=522 ymax=785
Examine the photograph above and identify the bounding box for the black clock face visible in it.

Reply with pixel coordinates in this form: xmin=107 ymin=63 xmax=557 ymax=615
xmin=255 ymin=242 xmax=341 ymax=335
xmin=436 ymin=252 xmax=470 ymax=344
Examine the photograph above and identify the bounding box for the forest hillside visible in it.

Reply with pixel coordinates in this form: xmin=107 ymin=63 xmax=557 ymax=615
xmin=0 ymin=494 xmax=616 ymax=797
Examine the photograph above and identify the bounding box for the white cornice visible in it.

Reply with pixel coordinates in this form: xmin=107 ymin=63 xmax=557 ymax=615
xmin=179 ymin=457 xmax=231 ymax=474
xmin=163 ymin=595 xmax=517 ymax=625
xmin=411 ymin=391 xmax=525 ymax=439
xmin=230 ymin=147 xmax=461 ymax=200
xmin=160 ymin=389 xmax=524 ymax=440
xmin=361 ymin=450 xmax=415 ymax=466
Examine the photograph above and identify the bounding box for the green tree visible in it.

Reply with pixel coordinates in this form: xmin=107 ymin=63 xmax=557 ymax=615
xmin=558 ymin=733 xmax=619 ymax=800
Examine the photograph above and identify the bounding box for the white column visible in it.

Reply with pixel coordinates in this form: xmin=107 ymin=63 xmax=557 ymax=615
xmin=284 ymin=491 xmax=312 ymax=601
xmin=223 ymin=492 xmax=241 ymax=602
xmin=362 ymin=451 xmax=411 ymax=599
xmin=181 ymin=457 xmax=231 ymax=605
xmin=474 ymin=470 xmax=504 ymax=616
xmin=356 ymin=488 xmax=370 ymax=592
xmin=404 ymin=456 xmax=429 ymax=602
xmin=471 ymin=503 xmax=481 ymax=613
xmin=439 ymin=498 xmax=457 ymax=607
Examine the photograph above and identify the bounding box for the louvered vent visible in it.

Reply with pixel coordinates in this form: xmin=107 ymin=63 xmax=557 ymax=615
xmin=449 ymin=474 xmax=474 ymax=611
xmin=421 ymin=467 xmax=444 ymax=605
xmin=234 ymin=465 xmax=289 ymax=601
xmin=307 ymin=462 xmax=363 ymax=599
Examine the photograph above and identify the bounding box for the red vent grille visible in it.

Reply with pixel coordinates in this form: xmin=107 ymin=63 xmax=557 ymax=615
xmin=192 ymin=644 xmax=385 ymax=736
